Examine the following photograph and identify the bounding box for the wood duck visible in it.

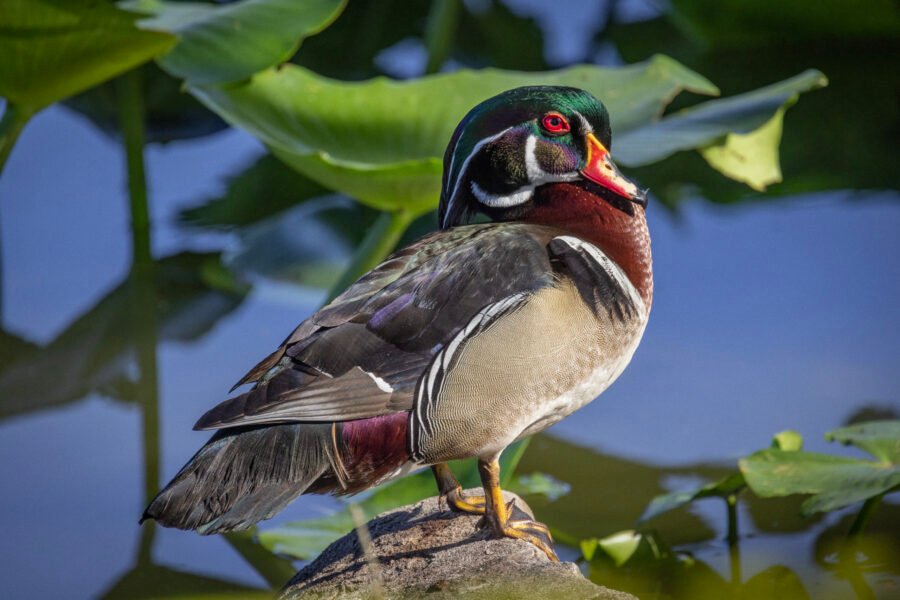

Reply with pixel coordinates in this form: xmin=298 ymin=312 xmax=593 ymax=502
xmin=143 ymin=86 xmax=652 ymax=562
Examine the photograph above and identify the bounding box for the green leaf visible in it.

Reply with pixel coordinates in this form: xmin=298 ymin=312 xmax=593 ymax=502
xmin=639 ymin=472 xmax=745 ymax=523
xmin=739 ymin=449 xmax=900 ymax=516
xmin=825 ymin=420 xmax=900 ymax=464
xmin=508 ymin=472 xmax=571 ymax=502
xmin=580 ymin=537 xmax=600 ymax=562
xmin=700 ymin=106 xmax=785 ymax=191
xmin=587 ymin=530 xmax=641 ymax=565
xmin=581 ymin=530 xmax=669 ymax=566
xmin=257 ymin=516 xmax=351 ymax=560
xmin=189 ymin=55 xmax=718 ymax=213
xmin=0 ymin=0 xmax=175 ymax=109
xmin=638 ymin=430 xmax=806 ymax=527
xmin=615 ymin=69 xmax=828 ymax=191
xmin=124 ymin=0 xmax=346 ymax=85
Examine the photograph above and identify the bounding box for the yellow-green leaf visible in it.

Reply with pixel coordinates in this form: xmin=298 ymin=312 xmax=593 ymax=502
xmin=0 ymin=0 xmax=175 ymax=109
xmin=124 ymin=0 xmax=346 ymax=85
xmin=189 ymin=55 xmax=718 ymax=213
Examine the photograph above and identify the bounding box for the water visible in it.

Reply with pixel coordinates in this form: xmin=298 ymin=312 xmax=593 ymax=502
xmin=2 ymin=0 xmax=899 ymax=596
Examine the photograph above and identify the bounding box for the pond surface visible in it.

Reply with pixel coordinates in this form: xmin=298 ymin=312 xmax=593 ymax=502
xmin=1 ymin=95 xmax=897 ymax=599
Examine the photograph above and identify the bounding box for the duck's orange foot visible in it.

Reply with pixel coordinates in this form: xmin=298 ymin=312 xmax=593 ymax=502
xmin=480 ymin=499 xmax=558 ymax=561
xmin=499 ymin=517 xmax=558 ymax=562
xmin=445 ymin=488 xmax=487 ymax=515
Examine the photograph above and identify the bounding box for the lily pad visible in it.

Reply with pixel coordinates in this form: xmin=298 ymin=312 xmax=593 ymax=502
xmin=639 ymin=472 xmax=745 ymax=524
xmin=699 ymin=106 xmax=785 ymax=191
xmin=125 ymin=0 xmax=346 ymax=85
xmin=581 ymin=530 xmax=670 ymax=566
xmin=189 ymin=55 xmax=718 ymax=214
xmin=191 ymin=56 xmax=825 ymax=212
xmin=508 ymin=472 xmax=571 ymax=502
xmin=740 ymin=420 xmax=900 ymax=516
xmin=0 ymin=0 xmax=175 ymax=109
xmin=615 ymin=69 xmax=828 ymax=190
xmin=825 ymin=420 xmax=900 ymax=464
xmin=639 ymin=430 xmax=802 ymax=523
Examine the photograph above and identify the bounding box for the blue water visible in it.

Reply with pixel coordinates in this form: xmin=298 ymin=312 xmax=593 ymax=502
xmin=0 ymin=98 xmax=898 ymax=598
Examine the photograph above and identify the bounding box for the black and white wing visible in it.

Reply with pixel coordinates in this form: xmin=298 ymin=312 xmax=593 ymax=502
xmin=194 ymin=223 xmax=562 ymax=430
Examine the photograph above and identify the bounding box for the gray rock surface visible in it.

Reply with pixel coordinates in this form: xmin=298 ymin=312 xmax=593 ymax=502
xmin=281 ymin=490 xmax=635 ymax=600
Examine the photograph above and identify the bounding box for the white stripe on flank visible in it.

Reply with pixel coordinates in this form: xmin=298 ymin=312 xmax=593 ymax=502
xmin=413 ymin=293 xmax=528 ymax=453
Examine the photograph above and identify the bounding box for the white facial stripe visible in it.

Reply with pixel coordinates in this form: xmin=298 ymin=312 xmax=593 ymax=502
xmin=525 ymin=134 xmax=581 ymax=186
xmin=470 ymin=180 xmax=534 ymax=208
xmin=443 ymin=127 xmax=513 ymax=226
xmin=525 ymin=134 xmax=545 ymax=182
xmin=573 ymin=110 xmax=593 ymax=134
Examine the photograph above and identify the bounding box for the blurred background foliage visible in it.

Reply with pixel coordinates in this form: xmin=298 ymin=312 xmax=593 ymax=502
xmin=0 ymin=0 xmax=898 ymax=599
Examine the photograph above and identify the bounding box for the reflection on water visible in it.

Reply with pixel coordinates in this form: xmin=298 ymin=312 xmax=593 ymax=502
xmin=1 ymin=1 xmax=899 ymax=598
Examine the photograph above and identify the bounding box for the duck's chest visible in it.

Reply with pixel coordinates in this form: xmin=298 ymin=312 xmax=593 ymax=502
xmin=516 ymin=306 xmax=648 ymax=439
xmin=413 ymin=278 xmax=649 ymax=462
xmin=510 ymin=282 xmax=649 ymax=440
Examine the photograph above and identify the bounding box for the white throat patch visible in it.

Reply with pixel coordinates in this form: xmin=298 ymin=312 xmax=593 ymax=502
xmin=470 ymin=181 xmax=534 ymax=207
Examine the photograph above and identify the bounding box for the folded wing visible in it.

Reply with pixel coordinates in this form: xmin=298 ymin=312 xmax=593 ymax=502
xmin=194 ymin=223 xmax=561 ymax=431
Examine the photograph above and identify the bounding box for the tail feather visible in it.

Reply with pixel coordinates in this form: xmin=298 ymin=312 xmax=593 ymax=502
xmin=142 ymin=423 xmax=339 ymax=534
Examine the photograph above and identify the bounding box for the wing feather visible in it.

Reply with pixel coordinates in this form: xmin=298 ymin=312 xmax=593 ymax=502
xmin=199 ymin=223 xmax=561 ymax=430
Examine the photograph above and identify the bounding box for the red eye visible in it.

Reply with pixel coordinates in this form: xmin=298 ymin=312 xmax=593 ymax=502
xmin=541 ymin=112 xmax=570 ymax=135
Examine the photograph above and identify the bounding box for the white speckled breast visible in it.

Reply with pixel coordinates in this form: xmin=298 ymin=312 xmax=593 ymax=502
xmin=415 ymin=276 xmax=649 ymax=463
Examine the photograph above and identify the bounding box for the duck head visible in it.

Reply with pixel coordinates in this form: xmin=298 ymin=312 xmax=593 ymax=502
xmin=438 ymin=86 xmax=646 ymax=229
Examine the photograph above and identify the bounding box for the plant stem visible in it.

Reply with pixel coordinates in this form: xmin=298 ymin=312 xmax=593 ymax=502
xmin=350 ymin=502 xmax=385 ymax=600
xmin=116 ymin=68 xmax=158 ymax=562
xmin=116 ymin=71 xmax=152 ymax=268
xmin=424 ymin=0 xmax=460 ymax=74
xmin=848 ymin=493 xmax=883 ymax=539
xmin=132 ymin=266 xmax=161 ymax=563
xmin=725 ymin=493 xmax=739 ymax=546
xmin=0 ymin=102 xmax=35 ymax=176
xmin=326 ymin=210 xmax=413 ymax=302
xmin=838 ymin=536 xmax=876 ymax=600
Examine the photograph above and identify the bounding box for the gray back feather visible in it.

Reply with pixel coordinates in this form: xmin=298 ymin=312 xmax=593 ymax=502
xmin=142 ymin=423 xmax=339 ymax=534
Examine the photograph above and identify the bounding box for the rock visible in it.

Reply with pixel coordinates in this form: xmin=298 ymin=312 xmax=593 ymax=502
xmin=281 ymin=490 xmax=636 ymax=600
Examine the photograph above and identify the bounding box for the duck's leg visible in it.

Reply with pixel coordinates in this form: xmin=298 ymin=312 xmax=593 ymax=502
xmin=432 ymin=463 xmax=486 ymax=514
xmin=478 ymin=457 xmax=559 ymax=562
